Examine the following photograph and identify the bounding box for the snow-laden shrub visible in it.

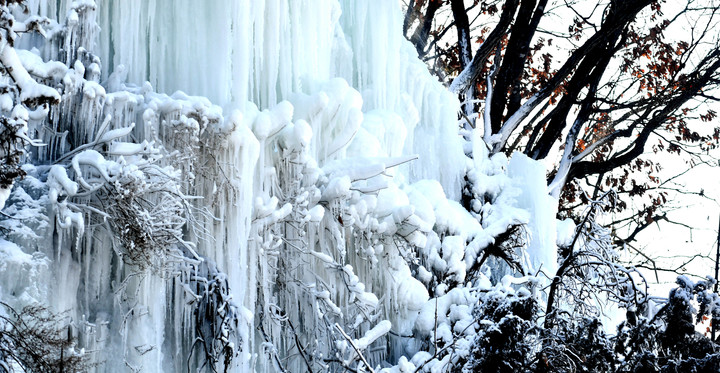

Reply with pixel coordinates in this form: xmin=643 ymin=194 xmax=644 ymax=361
xmin=463 ymin=282 xmax=539 ymax=373
xmin=538 ymin=316 xmax=614 ymax=372
xmin=104 ymin=161 xmax=187 ymax=271
xmin=614 ymin=276 xmax=720 ymax=372
xmin=189 ymin=260 xmax=241 ymax=372
xmin=0 ymin=115 xmax=28 ymax=193
xmin=0 ymin=302 xmax=92 ymax=373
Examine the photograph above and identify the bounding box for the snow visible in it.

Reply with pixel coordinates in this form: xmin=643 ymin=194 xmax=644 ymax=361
xmin=0 ymin=186 xmax=11 ymax=212
xmin=47 ymin=165 xmax=78 ymax=201
xmin=354 ymin=320 xmax=392 ymax=350
xmin=0 ymin=37 xmax=60 ymax=105
xmin=556 ymin=218 xmax=578 ymax=248
xmin=99 ymin=124 xmax=134 ymax=143
xmin=321 ymin=175 xmax=352 ymax=201
xmin=415 ymin=287 xmax=476 ymax=341
xmin=0 ymin=238 xmax=50 ymax=309
xmin=71 ymin=149 xmax=114 ymax=186
xmin=16 ymin=49 xmax=68 ymax=80
xmin=306 ymin=205 xmax=325 ymax=223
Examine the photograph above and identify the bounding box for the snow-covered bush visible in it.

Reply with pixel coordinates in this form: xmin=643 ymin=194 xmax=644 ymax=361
xmin=463 ymin=279 xmax=539 ymax=373
xmin=102 ymin=159 xmax=188 ymax=270
xmin=0 ymin=0 xmax=57 ymax=211
xmin=0 ymin=302 xmax=91 ymax=373
xmin=538 ymin=316 xmax=615 ymax=372
xmin=0 ymin=113 xmax=29 ymax=199
xmin=614 ymin=276 xmax=720 ymax=372
xmin=547 ymin=191 xmax=644 ymax=323
xmin=187 ymin=260 xmax=241 ymax=372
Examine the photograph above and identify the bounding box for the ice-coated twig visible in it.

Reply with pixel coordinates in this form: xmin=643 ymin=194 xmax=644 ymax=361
xmin=334 ymin=323 xmax=375 ymax=373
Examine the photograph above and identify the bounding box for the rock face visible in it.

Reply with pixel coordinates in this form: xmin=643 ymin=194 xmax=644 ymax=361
xmin=0 ymin=1 xmax=554 ymax=372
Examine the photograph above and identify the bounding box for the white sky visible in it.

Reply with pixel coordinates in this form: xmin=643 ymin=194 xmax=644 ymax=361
xmin=627 ymin=155 xmax=720 ymax=287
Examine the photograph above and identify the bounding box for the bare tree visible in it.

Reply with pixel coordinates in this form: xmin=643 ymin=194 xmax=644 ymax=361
xmin=404 ymin=0 xmax=720 ymax=232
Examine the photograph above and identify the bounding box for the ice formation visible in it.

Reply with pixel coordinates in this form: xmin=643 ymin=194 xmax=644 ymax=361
xmin=0 ymin=0 xmax=565 ymax=372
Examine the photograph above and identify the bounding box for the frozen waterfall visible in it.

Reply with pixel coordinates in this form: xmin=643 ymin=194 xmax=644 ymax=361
xmin=0 ymin=0 xmax=560 ymax=372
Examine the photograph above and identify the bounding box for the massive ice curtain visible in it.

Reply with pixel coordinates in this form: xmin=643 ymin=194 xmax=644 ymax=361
xmin=0 ymin=0 xmax=559 ymax=371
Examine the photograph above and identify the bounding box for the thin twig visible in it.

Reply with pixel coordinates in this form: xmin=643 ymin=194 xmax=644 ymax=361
xmin=333 ymin=323 xmax=375 ymax=373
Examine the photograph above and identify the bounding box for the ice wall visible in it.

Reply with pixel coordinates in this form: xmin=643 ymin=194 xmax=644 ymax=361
xmin=24 ymin=0 xmax=466 ymax=200
xmin=0 ymin=1 xmax=562 ymax=372
xmin=507 ymin=153 xmax=558 ymax=279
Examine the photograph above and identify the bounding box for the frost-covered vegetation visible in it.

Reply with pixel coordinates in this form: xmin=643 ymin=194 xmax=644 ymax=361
xmin=0 ymin=0 xmax=718 ymax=372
